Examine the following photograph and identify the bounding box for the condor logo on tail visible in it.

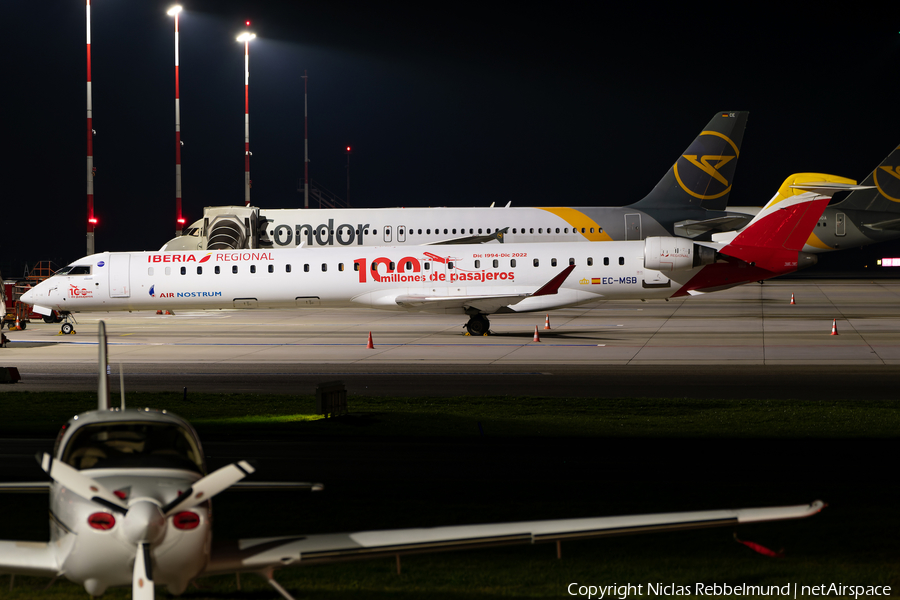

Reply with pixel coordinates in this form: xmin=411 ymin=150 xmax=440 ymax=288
xmin=874 ymin=165 xmax=900 ymax=203
xmin=674 ymin=130 xmax=740 ymax=201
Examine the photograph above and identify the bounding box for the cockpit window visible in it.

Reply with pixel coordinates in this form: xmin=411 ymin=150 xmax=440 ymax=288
xmin=184 ymin=227 xmax=200 ymax=237
xmin=55 ymin=265 xmax=92 ymax=276
xmin=62 ymin=421 xmax=204 ymax=473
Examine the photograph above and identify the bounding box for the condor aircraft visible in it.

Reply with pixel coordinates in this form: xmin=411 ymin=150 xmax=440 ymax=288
xmin=0 ymin=322 xmax=825 ymax=598
xmin=22 ymin=180 xmax=848 ymax=336
xmin=719 ymin=144 xmax=900 ymax=253
xmin=162 ymin=111 xmax=753 ymax=252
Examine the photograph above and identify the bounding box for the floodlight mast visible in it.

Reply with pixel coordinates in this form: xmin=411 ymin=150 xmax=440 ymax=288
xmin=302 ymin=70 xmax=309 ymax=209
xmin=86 ymin=0 xmax=96 ymax=255
xmin=168 ymin=6 xmax=184 ymax=236
xmin=237 ymin=30 xmax=256 ymax=207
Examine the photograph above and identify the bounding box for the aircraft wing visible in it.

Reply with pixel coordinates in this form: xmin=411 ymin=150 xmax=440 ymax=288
xmin=0 ymin=482 xmax=51 ymax=492
xmin=394 ymin=265 xmax=575 ymax=313
xmin=424 ymin=227 xmax=508 ymax=245
xmin=0 ymin=541 xmax=61 ymax=577
xmin=203 ymin=501 xmax=824 ymax=575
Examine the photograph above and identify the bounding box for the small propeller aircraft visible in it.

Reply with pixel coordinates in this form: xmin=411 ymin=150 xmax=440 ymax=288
xmin=0 ymin=323 xmax=825 ymax=598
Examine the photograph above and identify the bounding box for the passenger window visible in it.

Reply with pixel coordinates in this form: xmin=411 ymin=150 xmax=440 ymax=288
xmin=250 ymin=265 xmax=256 ymax=274
xmin=232 ymin=266 xmax=238 ymax=274
xmin=215 ymin=266 xmax=221 ymax=274
xmin=448 ymin=262 xmax=454 ymax=269
xmin=478 ymin=229 xmax=483 ymax=234
xmin=493 ymin=259 xmax=498 ymax=268
xmin=338 ymin=263 xmax=344 ymax=272
xmin=556 ymin=228 xmax=560 ymax=233
xmin=591 ymin=228 xmax=595 ymax=233
xmin=197 ymin=266 xmax=202 ymax=275
xmin=533 ymin=258 xmax=539 ymax=267
xmin=444 ymin=229 xmax=448 ymax=234
xmin=165 ymin=267 xmax=171 ymax=276
xmin=569 ymin=258 xmax=575 ymax=266
xmin=404 ymin=261 xmax=412 ymax=271
xmin=389 ymin=262 xmax=395 ymax=270
xmin=619 ymin=257 xmax=624 ymax=265
xmin=304 ymin=264 xmax=310 ymax=272
xmin=427 ymin=229 xmax=431 ymax=234
xmin=268 ymin=265 xmax=274 ymax=273
xmin=180 ymin=267 xmax=186 ymax=275
xmin=581 ymin=228 xmax=586 ymax=233
xmin=511 ymin=259 xmax=516 ymax=268
xmin=475 ymin=260 xmax=481 ymax=268
xmin=354 ymin=262 xmax=360 ymax=271
xmin=604 ymin=257 xmax=609 ymax=266
xmin=286 ymin=264 xmax=291 ymax=273
xmin=452 ymin=229 xmax=457 ymax=234
xmin=587 ymin=257 xmax=593 ymax=266
xmin=530 ymin=228 xmax=534 ymax=234
xmin=148 ymin=267 xmax=154 ymax=276
xmin=539 ymin=228 xmax=543 ymax=234
xmin=551 ymin=258 xmax=557 ymax=267
xmin=424 ymin=263 xmax=431 ymax=270
xmin=564 ymin=228 xmax=568 ymax=233
xmin=322 ymin=263 xmax=327 ymax=272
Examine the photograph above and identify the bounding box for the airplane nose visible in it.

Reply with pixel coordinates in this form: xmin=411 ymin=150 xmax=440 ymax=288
xmin=122 ymin=501 xmax=166 ymax=545
xmin=20 ymin=288 xmax=35 ymax=303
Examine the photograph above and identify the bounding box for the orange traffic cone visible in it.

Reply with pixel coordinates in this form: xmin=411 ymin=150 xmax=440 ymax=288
xmin=14 ymin=316 xmax=20 ymax=331
xmin=533 ymin=325 xmax=541 ymax=342
xmin=366 ymin=331 xmax=375 ymax=349
xmin=831 ymin=319 xmax=838 ymax=335
xmin=790 ymin=294 xmax=795 ymax=305
xmin=544 ymin=314 xmax=551 ymax=330
xmin=165 ymin=310 xmax=174 ymax=315
xmin=156 ymin=310 xmax=163 ymax=315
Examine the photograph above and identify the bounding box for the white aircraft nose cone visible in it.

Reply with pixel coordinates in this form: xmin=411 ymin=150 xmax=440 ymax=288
xmin=122 ymin=502 xmax=166 ymax=545
xmin=20 ymin=288 xmax=34 ymax=303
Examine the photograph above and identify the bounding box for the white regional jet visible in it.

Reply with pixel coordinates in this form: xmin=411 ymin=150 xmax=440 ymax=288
xmin=22 ymin=180 xmax=848 ymax=336
xmin=0 ymin=322 xmax=825 ymax=599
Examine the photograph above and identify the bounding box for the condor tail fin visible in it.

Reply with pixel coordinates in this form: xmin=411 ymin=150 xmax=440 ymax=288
xmin=831 ymin=144 xmax=900 ymax=213
xmin=632 ymin=111 xmax=748 ymax=211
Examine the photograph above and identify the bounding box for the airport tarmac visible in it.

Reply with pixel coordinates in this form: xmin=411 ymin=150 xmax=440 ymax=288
xmin=2 ymin=279 xmax=900 ymax=399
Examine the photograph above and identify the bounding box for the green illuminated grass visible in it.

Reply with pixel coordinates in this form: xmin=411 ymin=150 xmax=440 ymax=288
xmin=1 ymin=392 xmax=898 ymax=439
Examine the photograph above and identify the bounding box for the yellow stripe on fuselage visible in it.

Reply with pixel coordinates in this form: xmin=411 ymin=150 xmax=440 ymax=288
xmin=537 ymin=207 xmax=615 ymax=241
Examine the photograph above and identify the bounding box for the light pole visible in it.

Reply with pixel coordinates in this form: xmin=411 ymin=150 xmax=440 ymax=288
xmin=86 ymin=0 xmax=97 ymax=255
xmin=237 ymin=29 xmax=256 ymax=207
xmin=167 ymin=5 xmax=184 ymax=236
xmin=345 ymin=145 xmax=351 ymax=205
xmin=302 ymin=71 xmax=309 ymax=209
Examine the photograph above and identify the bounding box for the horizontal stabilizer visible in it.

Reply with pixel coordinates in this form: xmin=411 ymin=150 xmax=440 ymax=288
xmin=864 ymin=217 xmax=900 ymax=231
xmin=789 ymin=182 xmax=874 ymax=195
xmin=0 ymin=482 xmax=50 ymax=493
xmin=674 ymin=215 xmax=753 ymax=237
xmin=230 ymin=482 xmax=324 ymax=492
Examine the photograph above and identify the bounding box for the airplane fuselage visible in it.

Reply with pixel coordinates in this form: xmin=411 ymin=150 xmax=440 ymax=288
xmin=25 ymin=240 xmax=797 ymax=317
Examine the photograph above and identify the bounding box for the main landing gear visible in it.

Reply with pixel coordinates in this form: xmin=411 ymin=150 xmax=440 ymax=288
xmin=464 ymin=314 xmax=491 ymax=336
xmin=59 ymin=313 xmax=77 ymax=335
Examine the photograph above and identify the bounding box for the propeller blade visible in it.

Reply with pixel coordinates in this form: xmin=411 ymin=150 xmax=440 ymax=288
xmin=133 ymin=542 xmax=154 ymax=600
xmin=162 ymin=461 xmax=255 ymax=515
xmin=38 ymin=453 xmax=127 ymax=514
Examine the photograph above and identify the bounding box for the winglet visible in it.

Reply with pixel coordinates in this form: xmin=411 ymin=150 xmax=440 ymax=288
xmin=532 ymin=265 xmax=576 ymax=297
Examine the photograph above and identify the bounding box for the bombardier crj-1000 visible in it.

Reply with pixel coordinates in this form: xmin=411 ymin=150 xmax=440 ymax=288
xmin=163 ymin=111 xmax=753 ymax=252
xmin=0 ymin=323 xmax=824 ymax=598
xmin=23 ymin=183 xmax=845 ymax=336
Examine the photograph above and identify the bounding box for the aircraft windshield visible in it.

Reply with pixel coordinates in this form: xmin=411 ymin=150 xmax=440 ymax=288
xmin=54 ymin=265 xmax=92 ymax=276
xmin=62 ymin=421 xmax=204 ymax=473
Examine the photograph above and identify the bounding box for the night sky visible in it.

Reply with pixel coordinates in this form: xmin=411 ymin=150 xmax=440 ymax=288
xmin=5 ymin=3 xmax=900 ymax=275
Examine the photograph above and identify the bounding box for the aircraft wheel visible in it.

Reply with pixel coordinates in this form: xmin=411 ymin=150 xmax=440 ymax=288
xmin=465 ymin=315 xmax=490 ymax=336
xmin=43 ymin=315 xmax=56 ymax=324
xmin=61 ymin=323 xmax=74 ymax=335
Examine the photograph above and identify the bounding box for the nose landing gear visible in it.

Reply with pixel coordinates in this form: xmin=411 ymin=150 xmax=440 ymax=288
xmin=59 ymin=313 xmax=77 ymax=335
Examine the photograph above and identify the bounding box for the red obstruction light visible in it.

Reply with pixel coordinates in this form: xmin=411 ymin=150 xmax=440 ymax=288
xmin=88 ymin=512 xmax=116 ymax=530
xmin=245 ymin=20 xmax=251 ymax=26
xmin=177 ymin=218 xmax=186 ymax=225
xmin=88 ymin=217 xmax=98 ymax=225
xmin=172 ymin=511 xmax=200 ymax=530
